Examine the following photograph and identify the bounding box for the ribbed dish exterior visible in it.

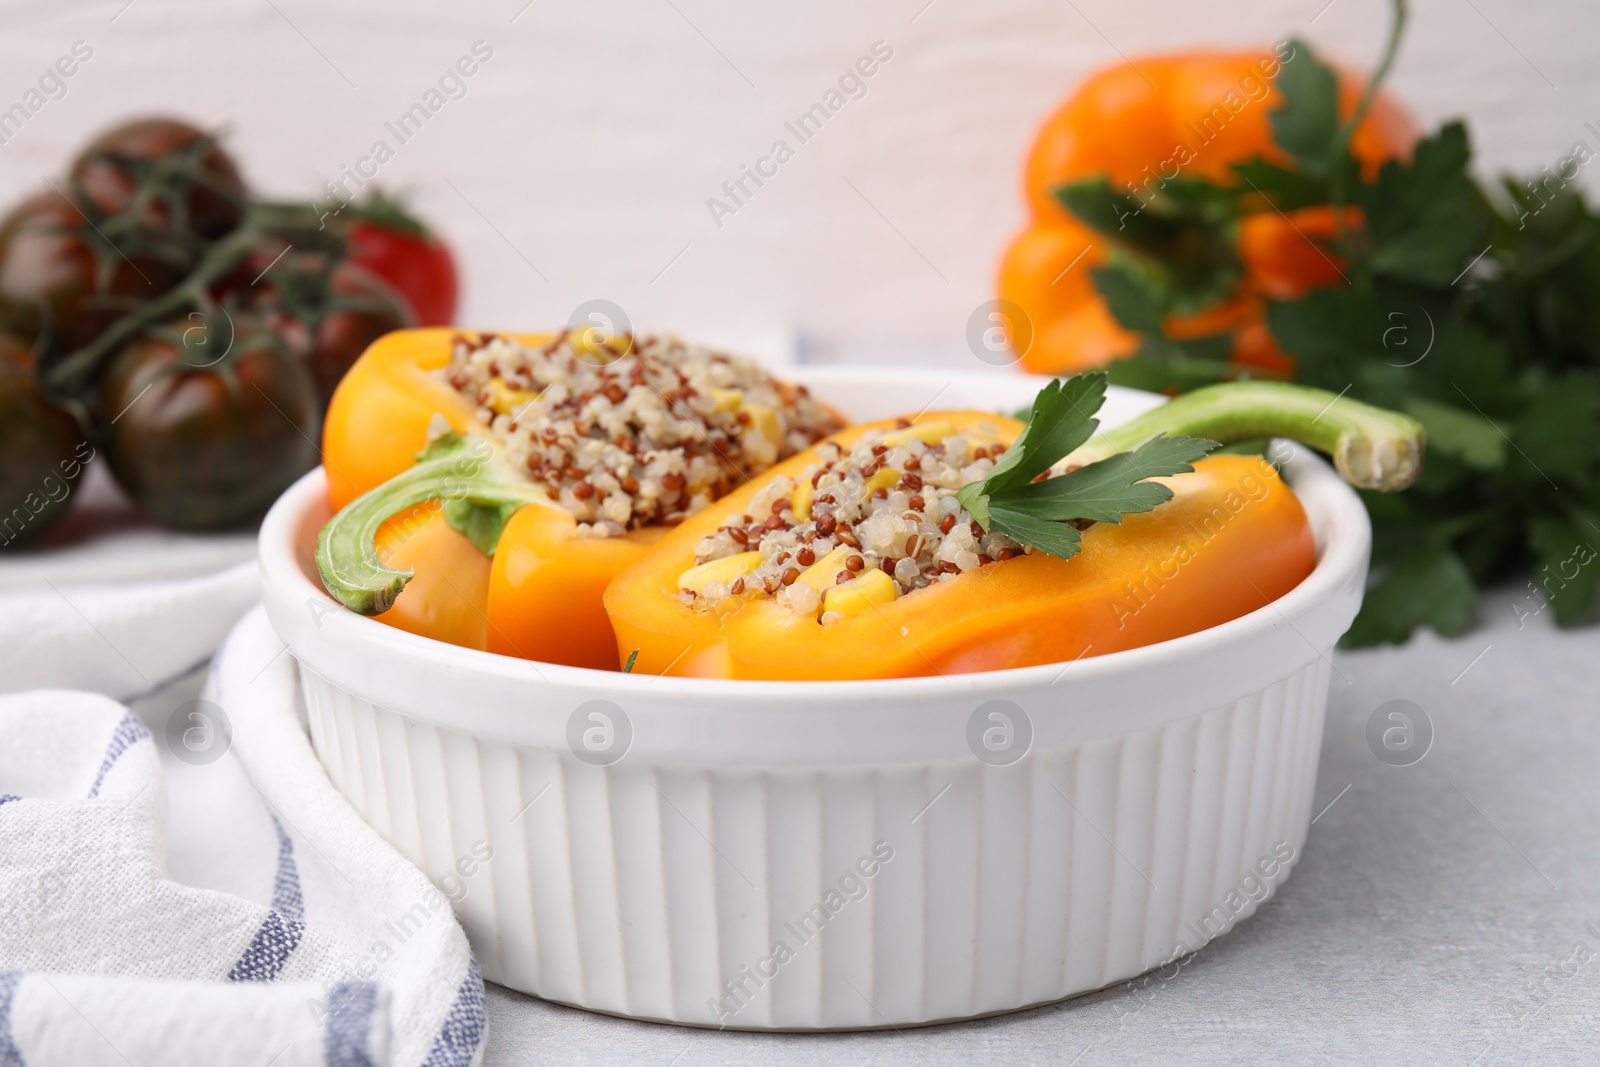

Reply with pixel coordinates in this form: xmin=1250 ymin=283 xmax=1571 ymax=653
xmin=300 ymin=655 xmax=1330 ymax=1030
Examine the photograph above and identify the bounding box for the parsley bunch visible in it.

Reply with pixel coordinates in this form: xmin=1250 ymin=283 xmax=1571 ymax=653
xmin=1056 ymin=0 xmax=1600 ymax=644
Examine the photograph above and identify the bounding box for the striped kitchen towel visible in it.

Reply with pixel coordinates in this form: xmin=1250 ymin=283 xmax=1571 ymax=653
xmin=0 ymin=561 xmax=259 ymax=701
xmin=0 ymin=607 xmax=486 ymax=1067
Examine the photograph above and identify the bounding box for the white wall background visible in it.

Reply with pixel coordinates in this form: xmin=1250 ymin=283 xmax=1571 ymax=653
xmin=0 ymin=0 xmax=1594 ymax=364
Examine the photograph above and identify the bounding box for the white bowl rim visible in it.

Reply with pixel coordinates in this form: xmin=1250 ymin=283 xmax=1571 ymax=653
xmin=260 ymin=369 xmax=1370 ymax=705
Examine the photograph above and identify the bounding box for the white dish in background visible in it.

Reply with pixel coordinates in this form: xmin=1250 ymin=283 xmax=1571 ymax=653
xmin=259 ymin=368 xmax=1369 ymax=1030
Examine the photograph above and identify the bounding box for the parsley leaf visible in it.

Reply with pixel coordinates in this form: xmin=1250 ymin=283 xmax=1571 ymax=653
xmin=978 ymin=373 xmax=1108 ymax=498
xmin=1269 ymin=38 xmax=1342 ymax=178
xmin=1003 ymin=435 xmax=1220 ymax=523
xmin=986 ymin=507 xmax=1085 ymax=559
xmin=1092 ymin=262 xmax=1165 ymax=335
xmin=1104 ymin=338 xmax=1240 ymax=393
xmin=1527 ymin=516 xmax=1600 ymax=626
xmin=1055 ymin=178 xmax=1171 ymax=249
xmin=1231 ymin=158 xmax=1329 ymax=211
xmin=959 ymin=372 xmax=1219 ymax=559
xmin=1093 ymin=260 xmax=1245 ymax=386
xmin=1511 ymin=375 xmax=1600 ymax=485
xmin=1356 ymin=122 xmax=1491 ymax=286
xmin=1054 ymin=180 xmax=1243 ymax=314
xmin=1343 ymin=549 xmax=1478 ymax=646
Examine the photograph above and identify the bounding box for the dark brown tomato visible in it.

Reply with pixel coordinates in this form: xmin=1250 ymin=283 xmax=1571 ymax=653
xmin=0 ymin=334 xmax=90 ymax=547
xmin=207 ymin=234 xmax=293 ymax=310
xmin=100 ymin=323 xmax=320 ymax=530
xmin=70 ymin=117 xmax=247 ymax=240
xmin=252 ymin=255 xmax=413 ymax=407
xmin=303 ymin=260 xmax=412 ymax=405
xmin=0 ymin=191 xmax=188 ymax=351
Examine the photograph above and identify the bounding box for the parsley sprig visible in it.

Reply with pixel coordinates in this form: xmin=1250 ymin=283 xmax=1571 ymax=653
xmin=960 ymin=372 xmax=1423 ymax=560
xmin=1055 ymin=0 xmax=1600 ymax=643
xmin=959 ymin=374 xmax=1216 ymax=559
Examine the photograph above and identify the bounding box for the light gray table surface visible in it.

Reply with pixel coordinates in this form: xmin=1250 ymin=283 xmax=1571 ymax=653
xmin=481 ymin=596 xmax=1600 ymax=1066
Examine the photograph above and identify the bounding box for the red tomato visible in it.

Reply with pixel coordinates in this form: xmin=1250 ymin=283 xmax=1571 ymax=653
xmin=346 ymin=218 xmax=458 ymax=327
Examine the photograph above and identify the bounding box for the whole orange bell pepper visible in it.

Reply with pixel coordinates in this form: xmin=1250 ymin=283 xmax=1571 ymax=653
xmin=318 ymin=328 xmax=842 ymax=669
xmin=999 ymin=47 xmax=1415 ymax=376
xmin=605 ymin=378 xmax=1425 ymax=680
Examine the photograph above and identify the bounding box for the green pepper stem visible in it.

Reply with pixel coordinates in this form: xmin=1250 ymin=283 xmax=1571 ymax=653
xmin=315 ymin=432 xmax=547 ymax=616
xmin=1069 ymin=380 xmax=1425 ymax=491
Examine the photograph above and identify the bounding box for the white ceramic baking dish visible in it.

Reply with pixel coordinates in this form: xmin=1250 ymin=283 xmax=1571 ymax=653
xmin=259 ymin=367 xmax=1368 ymax=1030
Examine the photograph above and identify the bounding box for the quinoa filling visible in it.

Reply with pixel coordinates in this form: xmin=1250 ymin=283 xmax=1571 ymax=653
xmin=438 ymin=332 xmax=842 ymax=536
xmin=683 ymin=420 xmax=1029 ymax=625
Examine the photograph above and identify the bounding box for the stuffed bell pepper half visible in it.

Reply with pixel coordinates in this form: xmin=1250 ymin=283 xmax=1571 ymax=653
xmin=316 ymin=328 xmax=843 ymax=669
xmin=605 ymin=374 xmax=1424 ymax=680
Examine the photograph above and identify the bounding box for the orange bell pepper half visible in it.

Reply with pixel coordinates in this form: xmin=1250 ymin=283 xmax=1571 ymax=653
xmin=323 ymin=327 xmax=491 ymax=511
xmin=322 ymin=328 xmax=543 ymax=653
xmin=484 ymin=504 xmax=671 ymax=669
xmin=604 ymin=377 xmax=1425 ymax=680
xmin=606 ymin=424 xmax=1313 ymax=680
xmin=371 ymin=503 xmax=492 ymax=650
xmin=317 ymin=328 xmax=843 ymax=669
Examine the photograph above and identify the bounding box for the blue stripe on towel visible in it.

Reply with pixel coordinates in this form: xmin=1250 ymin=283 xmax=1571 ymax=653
xmin=227 ymin=812 xmax=308 ymax=981
xmin=420 ymin=957 xmax=487 ymax=1067
xmin=0 ymin=796 xmax=18 ymax=807
xmin=267 ymin=815 xmax=305 ymax=922
xmin=226 ymin=910 xmax=307 ymax=983
xmin=87 ymin=711 xmax=151 ymax=799
xmin=0 ymin=970 xmax=24 ymax=1067
xmin=324 ymin=980 xmax=379 ymax=1067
